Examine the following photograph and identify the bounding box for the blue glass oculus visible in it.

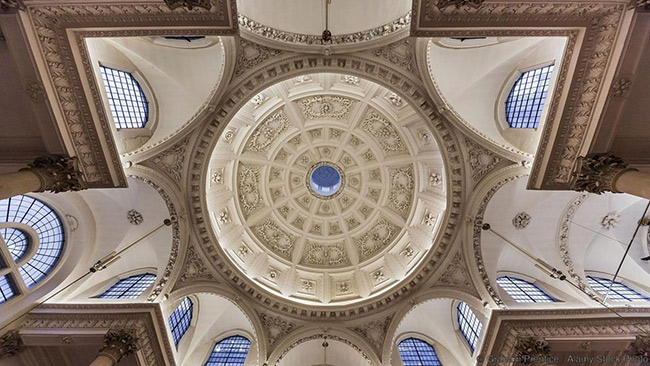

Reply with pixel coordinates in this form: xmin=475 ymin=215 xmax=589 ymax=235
xmin=310 ymin=165 xmax=341 ymax=197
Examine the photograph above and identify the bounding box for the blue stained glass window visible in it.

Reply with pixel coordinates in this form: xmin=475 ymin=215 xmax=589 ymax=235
xmin=497 ymin=276 xmax=555 ymax=303
xmin=398 ymin=338 xmax=443 ymax=366
xmin=505 ymin=64 xmax=554 ymax=129
xmin=99 ymin=273 xmax=156 ymax=299
xmin=457 ymin=302 xmax=482 ymax=352
xmin=169 ymin=297 xmax=193 ymax=346
xmin=0 ymin=275 xmax=16 ymax=304
xmin=205 ymin=335 xmax=251 ymax=366
xmin=1 ymin=228 xmax=29 ymax=262
xmin=0 ymin=195 xmax=64 ymax=288
xmin=100 ymin=65 xmax=149 ymax=129
xmin=586 ymin=276 xmax=650 ymax=302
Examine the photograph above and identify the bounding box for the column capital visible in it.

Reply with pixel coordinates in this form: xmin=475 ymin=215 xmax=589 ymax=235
xmin=629 ymin=335 xmax=650 ymax=357
xmin=97 ymin=329 xmax=139 ymax=364
xmin=22 ymin=155 xmax=87 ymax=194
xmin=629 ymin=0 xmax=649 ymax=10
xmin=513 ymin=337 xmax=551 ymax=365
xmin=164 ymin=0 xmax=212 ymax=10
xmin=0 ymin=330 xmax=22 ymax=360
xmin=0 ymin=0 xmax=25 ymax=12
xmin=571 ymin=154 xmax=637 ymax=194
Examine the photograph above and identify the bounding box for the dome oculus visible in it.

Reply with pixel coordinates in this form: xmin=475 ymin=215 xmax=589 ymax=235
xmin=308 ymin=162 xmax=344 ymax=198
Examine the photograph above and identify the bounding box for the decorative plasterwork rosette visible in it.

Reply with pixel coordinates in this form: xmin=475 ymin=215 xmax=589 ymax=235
xmin=205 ymin=73 xmax=447 ymax=305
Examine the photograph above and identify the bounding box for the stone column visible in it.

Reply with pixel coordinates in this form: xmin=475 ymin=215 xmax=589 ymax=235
xmin=571 ymin=154 xmax=650 ymax=199
xmin=0 ymin=155 xmax=86 ymax=200
xmin=90 ymin=329 xmax=138 ymax=366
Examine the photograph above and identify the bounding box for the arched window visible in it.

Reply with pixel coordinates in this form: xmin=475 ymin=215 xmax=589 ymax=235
xmin=98 ymin=273 xmax=156 ymax=299
xmin=457 ymin=302 xmax=482 ymax=352
xmin=205 ymin=335 xmax=251 ymax=366
xmin=586 ymin=276 xmax=650 ymax=302
xmin=100 ymin=65 xmax=149 ymax=129
xmin=497 ymin=276 xmax=555 ymax=303
xmin=505 ymin=64 xmax=554 ymax=129
xmin=0 ymin=195 xmax=65 ymax=304
xmin=169 ymin=297 xmax=193 ymax=346
xmin=398 ymin=338 xmax=443 ymax=366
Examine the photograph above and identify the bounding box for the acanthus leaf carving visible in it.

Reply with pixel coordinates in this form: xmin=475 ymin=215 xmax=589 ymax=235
xmin=465 ymin=139 xmax=503 ymax=183
xmin=302 ymin=241 xmax=350 ymax=266
xmin=361 ymin=109 xmax=407 ymax=155
xmin=174 ymin=246 xmax=215 ymax=288
xmin=245 ymin=110 xmax=290 ymax=153
xmin=298 ymin=96 xmax=353 ymax=120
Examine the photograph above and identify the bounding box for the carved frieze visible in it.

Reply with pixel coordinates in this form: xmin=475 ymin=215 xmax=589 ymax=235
xmin=253 ymin=219 xmax=296 ymax=259
xmin=245 ymin=110 xmax=290 ymax=153
xmin=302 ymin=241 xmax=350 ymax=266
xmin=238 ymin=164 xmax=264 ymax=216
xmin=437 ymin=0 xmax=484 ymax=9
xmin=298 ymin=96 xmax=353 ymax=120
xmin=361 ymin=109 xmax=407 ymax=155
xmin=355 ymin=218 xmax=398 ymax=259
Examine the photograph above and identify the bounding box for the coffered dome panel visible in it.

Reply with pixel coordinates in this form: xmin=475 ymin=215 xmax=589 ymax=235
xmin=206 ymin=73 xmax=447 ymax=306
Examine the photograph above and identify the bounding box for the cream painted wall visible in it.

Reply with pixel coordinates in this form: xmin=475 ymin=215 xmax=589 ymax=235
xmin=428 ymin=37 xmax=567 ymax=154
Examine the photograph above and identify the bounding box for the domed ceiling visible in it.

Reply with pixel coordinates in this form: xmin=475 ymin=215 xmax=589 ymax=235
xmin=206 ymin=73 xmax=447 ymax=306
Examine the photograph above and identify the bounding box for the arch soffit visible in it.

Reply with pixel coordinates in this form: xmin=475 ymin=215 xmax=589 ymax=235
xmin=268 ymin=325 xmax=382 ymax=366
xmin=186 ymin=49 xmax=468 ymax=320
xmin=462 ymin=164 xmax=531 ymax=309
xmin=382 ymin=288 xmax=486 ymax=363
xmin=126 ymin=165 xmax=188 ymax=303
xmin=119 ymin=37 xmax=238 ymax=161
xmin=166 ymin=282 xmax=268 ymax=365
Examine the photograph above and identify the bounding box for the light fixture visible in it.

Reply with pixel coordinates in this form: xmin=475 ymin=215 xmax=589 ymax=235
xmin=322 ymin=0 xmax=332 ymax=43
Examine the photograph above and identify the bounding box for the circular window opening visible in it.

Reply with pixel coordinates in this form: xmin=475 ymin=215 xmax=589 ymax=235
xmin=309 ymin=164 xmax=342 ymax=197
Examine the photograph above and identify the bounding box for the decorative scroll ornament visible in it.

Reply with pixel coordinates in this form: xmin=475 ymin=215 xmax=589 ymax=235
xmin=630 ymin=0 xmax=650 ymax=10
xmin=299 ymin=96 xmax=353 ymax=120
xmin=258 ymin=312 xmax=297 ymax=346
xmin=164 ymin=0 xmax=212 ymax=11
xmin=601 ymin=212 xmax=620 ymax=230
xmin=436 ymin=0 xmax=484 ymax=8
xmin=571 ymin=154 xmax=636 ymax=194
xmin=513 ymin=337 xmax=551 ymax=364
xmin=175 ymin=246 xmax=215 ymax=286
xmin=98 ymin=329 xmax=139 ymax=364
xmin=351 ymin=315 xmax=392 ymax=354
xmin=23 ymin=155 xmax=87 ymax=193
xmin=0 ymin=330 xmax=22 ymax=360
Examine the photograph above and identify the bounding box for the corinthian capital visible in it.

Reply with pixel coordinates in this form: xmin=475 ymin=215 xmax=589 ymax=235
xmin=514 ymin=337 xmax=551 ymax=365
xmin=0 ymin=0 xmax=25 ymax=12
xmin=0 ymin=330 xmax=22 ymax=360
xmin=629 ymin=335 xmax=650 ymax=357
xmin=98 ymin=329 xmax=139 ymax=364
xmin=571 ymin=154 xmax=636 ymax=194
xmin=22 ymin=155 xmax=87 ymax=194
xmin=164 ymin=0 xmax=212 ymax=10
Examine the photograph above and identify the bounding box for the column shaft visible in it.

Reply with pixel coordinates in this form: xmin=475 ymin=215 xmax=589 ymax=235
xmin=0 ymin=171 xmax=42 ymax=200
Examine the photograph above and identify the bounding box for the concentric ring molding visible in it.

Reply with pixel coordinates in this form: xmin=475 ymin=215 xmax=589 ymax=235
xmin=206 ymin=73 xmax=447 ymax=306
xmin=187 ymin=53 xmax=466 ymax=320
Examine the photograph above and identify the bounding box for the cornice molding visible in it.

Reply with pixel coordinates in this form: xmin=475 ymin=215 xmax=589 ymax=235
xmin=21 ymin=303 xmax=176 ymax=366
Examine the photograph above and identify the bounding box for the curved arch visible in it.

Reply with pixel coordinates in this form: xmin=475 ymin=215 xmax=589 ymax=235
xmin=268 ymin=326 xmax=381 ymax=366
xmin=384 ymin=289 xmax=487 ymax=364
xmin=187 ymin=51 xmax=467 ymax=320
xmin=166 ymin=284 xmax=267 ymax=366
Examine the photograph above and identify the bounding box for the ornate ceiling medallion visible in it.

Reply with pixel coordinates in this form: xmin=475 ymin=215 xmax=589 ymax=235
xmin=205 ymin=73 xmax=447 ymax=306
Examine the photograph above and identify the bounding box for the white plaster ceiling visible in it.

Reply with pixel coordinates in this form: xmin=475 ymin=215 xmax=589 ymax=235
xmin=237 ymin=0 xmax=410 ymax=37
xmin=206 ymin=73 xmax=447 ymax=306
